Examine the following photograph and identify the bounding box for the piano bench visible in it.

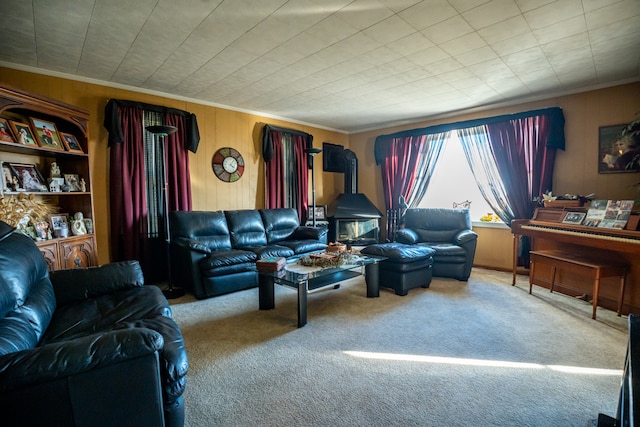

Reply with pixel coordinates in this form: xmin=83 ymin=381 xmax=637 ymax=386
xmin=529 ymin=250 xmax=627 ymax=320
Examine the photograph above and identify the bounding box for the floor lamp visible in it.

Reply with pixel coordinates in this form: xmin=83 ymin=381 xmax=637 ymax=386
xmin=305 ymin=147 xmax=322 ymax=227
xmin=146 ymin=125 xmax=185 ymax=299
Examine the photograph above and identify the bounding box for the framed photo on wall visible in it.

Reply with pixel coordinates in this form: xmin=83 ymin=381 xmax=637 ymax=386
xmin=8 ymin=120 xmax=38 ymax=146
xmin=599 ymin=124 xmax=640 ymax=173
xmin=29 ymin=117 xmax=64 ymax=150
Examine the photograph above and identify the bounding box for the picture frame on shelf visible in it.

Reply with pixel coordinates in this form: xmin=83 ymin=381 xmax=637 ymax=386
xmin=64 ymin=173 xmax=81 ymax=192
xmin=29 ymin=117 xmax=64 ymax=150
xmin=0 ymin=118 xmax=15 ymax=143
xmin=34 ymin=221 xmax=49 ymax=240
xmin=308 ymin=205 xmax=327 ymax=221
xmin=60 ymin=132 xmax=84 ymax=153
xmin=8 ymin=162 xmax=48 ymax=192
xmin=1 ymin=162 xmax=16 ymax=191
xmin=49 ymin=213 xmax=69 ymax=238
xmin=598 ymin=124 xmax=639 ymax=173
xmin=8 ymin=120 xmax=38 ymax=146
xmin=562 ymin=212 xmax=586 ymax=225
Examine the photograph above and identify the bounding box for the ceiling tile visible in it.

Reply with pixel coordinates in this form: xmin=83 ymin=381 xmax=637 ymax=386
xmin=398 ymin=0 xmax=458 ymax=30
xmin=461 ymin=0 xmax=522 ymax=29
xmin=335 ymin=0 xmax=395 ymax=29
xmin=524 ymin=0 xmax=584 ymax=30
xmin=440 ymin=32 xmax=488 ymax=56
xmin=477 ymin=15 xmax=530 ymax=44
xmin=421 ymin=15 xmax=475 ymax=44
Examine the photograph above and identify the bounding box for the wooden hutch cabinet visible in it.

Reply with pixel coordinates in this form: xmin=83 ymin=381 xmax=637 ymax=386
xmin=0 ymin=84 xmax=97 ymax=270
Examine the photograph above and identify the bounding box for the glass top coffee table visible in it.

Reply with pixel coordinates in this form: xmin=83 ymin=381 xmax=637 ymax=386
xmin=258 ymin=254 xmax=386 ymax=327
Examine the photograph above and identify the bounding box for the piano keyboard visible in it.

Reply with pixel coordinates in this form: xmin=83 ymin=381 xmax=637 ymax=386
xmin=521 ymin=224 xmax=640 ymax=244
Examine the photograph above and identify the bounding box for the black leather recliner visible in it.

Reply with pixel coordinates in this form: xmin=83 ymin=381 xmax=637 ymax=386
xmin=396 ymin=208 xmax=478 ymax=281
xmin=0 ymin=221 xmax=188 ymax=427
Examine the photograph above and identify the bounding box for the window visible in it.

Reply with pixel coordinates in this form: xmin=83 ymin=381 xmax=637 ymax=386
xmin=418 ymin=132 xmax=496 ymax=222
xmin=143 ymin=110 xmax=164 ymax=238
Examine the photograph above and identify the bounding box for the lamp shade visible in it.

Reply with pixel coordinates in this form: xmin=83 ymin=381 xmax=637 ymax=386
xmin=146 ymin=125 xmax=177 ymax=136
xmin=305 ymin=147 xmax=322 ymax=155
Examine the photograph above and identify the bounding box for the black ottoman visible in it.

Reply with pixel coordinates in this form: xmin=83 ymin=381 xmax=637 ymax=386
xmin=361 ymin=243 xmax=435 ymax=296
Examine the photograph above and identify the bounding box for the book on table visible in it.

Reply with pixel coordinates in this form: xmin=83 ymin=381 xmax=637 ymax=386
xmin=256 ymin=256 xmax=286 ymax=272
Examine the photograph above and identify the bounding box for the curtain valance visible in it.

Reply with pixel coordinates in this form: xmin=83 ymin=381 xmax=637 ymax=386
xmin=262 ymin=124 xmax=313 ymax=163
xmin=104 ymin=99 xmax=200 ymax=152
xmin=374 ymin=107 xmax=565 ymax=164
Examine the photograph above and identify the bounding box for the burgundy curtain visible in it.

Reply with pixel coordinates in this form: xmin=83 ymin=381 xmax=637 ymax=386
xmin=293 ymin=134 xmax=309 ymax=220
xmin=262 ymin=125 xmax=311 ymax=222
xmin=106 ymin=102 xmax=196 ymax=279
xmin=109 ymin=105 xmax=148 ymax=262
xmin=165 ymin=112 xmax=192 ymax=211
xmin=486 ymin=114 xmax=556 ymax=221
xmin=374 ymin=132 xmax=446 ymax=240
xmin=264 ymin=131 xmax=284 ymax=208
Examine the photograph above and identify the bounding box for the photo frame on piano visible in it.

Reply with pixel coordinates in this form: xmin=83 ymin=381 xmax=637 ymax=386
xmin=562 ymin=212 xmax=586 ymax=225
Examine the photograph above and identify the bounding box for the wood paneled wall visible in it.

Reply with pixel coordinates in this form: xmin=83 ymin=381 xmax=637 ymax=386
xmin=0 ymin=67 xmax=348 ymax=264
xmin=348 ymin=82 xmax=640 ymax=214
xmin=2 ymin=66 xmax=638 ymax=273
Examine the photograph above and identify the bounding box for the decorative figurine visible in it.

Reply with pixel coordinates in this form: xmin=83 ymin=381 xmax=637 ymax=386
xmin=50 ymin=162 xmax=61 ymax=178
xmin=71 ymin=212 xmax=87 ymax=236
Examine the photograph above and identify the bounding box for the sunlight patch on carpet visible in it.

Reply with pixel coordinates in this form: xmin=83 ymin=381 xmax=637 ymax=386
xmin=344 ymin=351 xmax=622 ymax=376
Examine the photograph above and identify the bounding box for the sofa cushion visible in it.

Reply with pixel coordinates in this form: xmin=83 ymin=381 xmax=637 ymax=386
xmin=0 ymin=231 xmax=55 ymax=356
xmin=170 ymin=211 xmax=232 ymax=250
xmin=259 ymin=208 xmax=299 ymax=243
xmin=403 ymin=208 xmax=472 ymax=242
xmin=41 ymin=285 xmax=188 ymax=404
xmin=419 ymin=242 xmax=467 ymax=261
xmin=292 ymin=226 xmax=328 ymax=241
xmin=251 ymin=244 xmax=295 ymax=259
xmin=361 ymin=242 xmax=435 ymax=263
xmin=279 ymin=240 xmax=327 ymax=254
xmin=199 ymin=249 xmax=257 ymax=277
xmin=225 ymin=210 xmax=268 ymax=248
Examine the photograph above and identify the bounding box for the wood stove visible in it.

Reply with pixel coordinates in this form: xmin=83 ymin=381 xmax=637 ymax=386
xmin=326 ymin=149 xmax=382 ymax=246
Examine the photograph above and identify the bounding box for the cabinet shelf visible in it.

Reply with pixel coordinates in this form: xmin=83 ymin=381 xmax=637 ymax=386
xmin=0 ymin=84 xmax=97 ymax=270
xmin=0 ymin=140 xmax=88 ymax=158
xmin=1 ymin=191 xmax=91 ymax=196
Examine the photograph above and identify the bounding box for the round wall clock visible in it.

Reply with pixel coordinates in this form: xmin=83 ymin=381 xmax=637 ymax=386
xmin=212 ymin=147 xmax=244 ymax=182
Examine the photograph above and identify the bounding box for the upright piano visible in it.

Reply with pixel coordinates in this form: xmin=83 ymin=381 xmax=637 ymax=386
xmin=511 ymin=207 xmax=640 ymax=313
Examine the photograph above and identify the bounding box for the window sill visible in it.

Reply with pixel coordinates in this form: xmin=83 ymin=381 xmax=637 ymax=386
xmin=472 ymin=221 xmax=509 ymax=229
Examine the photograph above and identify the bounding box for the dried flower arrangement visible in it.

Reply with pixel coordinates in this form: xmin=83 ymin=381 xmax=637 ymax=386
xmin=0 ymin=193 xmax=56 ymax=233
xmin=298 ymin=251 xmax=361 ymax=268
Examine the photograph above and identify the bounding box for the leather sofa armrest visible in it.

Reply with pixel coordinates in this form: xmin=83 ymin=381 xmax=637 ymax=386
xmin=173 ymin=236 xmax=212 ymax=254
xmin=396 ymin=228 xmax=420 ymax=244
xmin=0 ymin=328 xmax=163 ymax=392
xmin=50 ymin=260 xmax=145 ymax=305
xmin=292 ymin=226 xmax=327 ymax=241
xmin=455 ymin=229 xmax=478 ymax=245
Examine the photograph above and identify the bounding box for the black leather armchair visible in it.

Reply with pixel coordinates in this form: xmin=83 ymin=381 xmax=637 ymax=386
xmin=0 ymin=221 xmax=188 ymax=427
xmin=396 ymin=208 xmax=478 ymax=281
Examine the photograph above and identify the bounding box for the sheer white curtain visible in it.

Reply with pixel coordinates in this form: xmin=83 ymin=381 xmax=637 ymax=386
xmin=457 ymin=126 xmax=514 ymax=223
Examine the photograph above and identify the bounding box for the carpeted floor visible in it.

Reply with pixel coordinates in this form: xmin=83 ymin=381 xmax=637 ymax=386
xmin=169 ymin=268 xmax=628 ymax=427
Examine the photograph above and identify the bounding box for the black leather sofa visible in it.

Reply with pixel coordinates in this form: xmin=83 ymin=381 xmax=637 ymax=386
xmin=0 ymin=221 xmax=188 ymax=427
xmin=396 ymin=208 xmax=478 ymax=281
xmin=170 ymin=208 xmax=327 ymax=299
